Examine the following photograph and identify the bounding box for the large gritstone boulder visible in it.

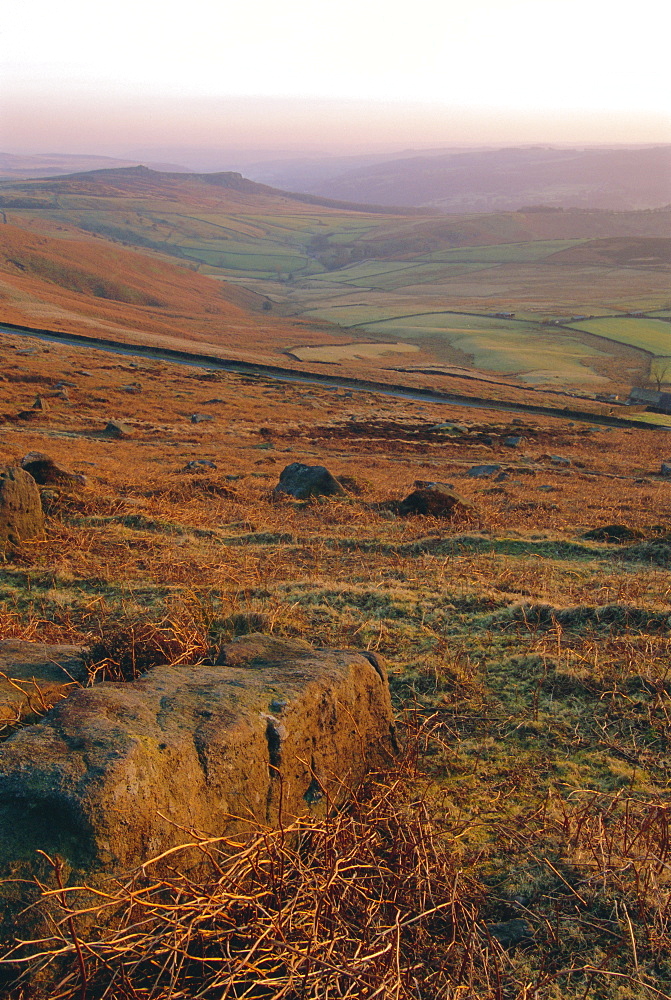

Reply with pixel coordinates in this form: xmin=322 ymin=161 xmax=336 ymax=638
xmin=273 ymin=462 xmax=347 ymax=499
xmin=0 ymin=635 xmax=395 ymax=940
xmin=0 ymin=641 xmax=87 ymax=729
xmin=0 ymin=466 xmax=44 ymax=552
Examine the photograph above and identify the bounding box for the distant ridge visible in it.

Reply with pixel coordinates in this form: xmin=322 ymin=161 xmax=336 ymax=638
xmin=6 ymin=165 xmax=433 ymax=216
xmin=252 ymin=145 xmax=671 ymax=213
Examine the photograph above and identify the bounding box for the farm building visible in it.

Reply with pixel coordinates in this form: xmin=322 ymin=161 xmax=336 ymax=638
xmin=628 ymin=387 xmax=671 ymax=414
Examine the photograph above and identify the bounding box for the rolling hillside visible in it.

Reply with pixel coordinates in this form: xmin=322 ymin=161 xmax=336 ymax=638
xmin=252 ymin=145 xmax=671 ymax=212
xmin=0 ymin=166 xmax=669 ymax=392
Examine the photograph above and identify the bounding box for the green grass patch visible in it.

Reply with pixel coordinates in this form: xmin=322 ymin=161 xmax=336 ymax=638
xmin=569 ymin=316 xmax=671 ymax=355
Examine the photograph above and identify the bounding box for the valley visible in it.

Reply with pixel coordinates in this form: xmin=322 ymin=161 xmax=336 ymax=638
xmin=0 ymin=166 xmax=669 ymax=399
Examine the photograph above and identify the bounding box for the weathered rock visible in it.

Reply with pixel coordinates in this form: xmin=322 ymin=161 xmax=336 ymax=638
xmin=104 ymin=419 xmax=133 ymax=439
xmin=0 ymin=635 xmax=395 ymax=934
xmin=31 ymin=395 xmax=48 ymax=411
xmin=273 ymin=462 xmax=346 ymax=500
xmin=502 ymin=435 xmax=522 ymax=448
xmin=0 ymin=641 xmax=87 ymax=728
xmin=548 ymin=455 xmax=571 ymax=466
xmin=183 ymin=459 xmax=217 ymax=472
xmin=191 ymin=413 xmax=214 ymax=423
xmin=0 ymin=467 xmax=44 ymax=552
xmin=20 ymin=452 xmax=85 ymax=487
xmin=582 ymin=524 xmax=645 ymax=544
xmin=467 ymin=464 xmax=501 ymax=478
xmin=660 ymin=462 xmax=671 ymax=477
xmin=398 ymin=484 xmax=474 ymax=518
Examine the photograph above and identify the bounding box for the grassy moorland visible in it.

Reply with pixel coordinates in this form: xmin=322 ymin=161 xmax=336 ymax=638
xmin=1 ymin=329 xmax=671 ymax=998
xmin=0 ymin=168 xmax=669 ymax=392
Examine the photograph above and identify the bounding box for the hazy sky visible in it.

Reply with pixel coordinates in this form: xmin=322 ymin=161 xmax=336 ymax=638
xmin=2 ymin=0 xmax=669 ymax=159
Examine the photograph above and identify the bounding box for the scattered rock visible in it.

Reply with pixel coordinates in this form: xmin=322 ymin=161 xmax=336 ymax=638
xmin=191 ymin=413 xmax=214 ymax=424
xmin=467 ymin=464 xmax=501 ymax=478
xmin=31 ymin=395 xmax=48 ymax=411
xmin=0 ymin=635 xmax=395 ymax=936
xmin=183 ymin=459 xmax=217 ymax=472
xmin=121 ymin=384 xmax=141 ymax=394
xmin=398 ymin=484 xmax=474 ymax=518
xmin=0 ymin=640 xmax=87 ymax=728
xmin=502 ymin=435 xmax=522 ymax=448
xmin=54 ymin=381 xmax=77 ymax=389
xmin=660 ymin=462 xmax=671 ymax=477
xmin=20 ymin=452 xmax=86 ymax=487
xmin=582 ymin=524 xmax=645 ymax=544
xmin=104 ymin=420 xmax=133 ymax=439
xmin=273 ymin=463 xmax=346 ymax=500
xmin=0 ymin=467 xmax=45 ymax=552
xmin=548 ymin=455 xmax=571 ymax=466
xmin=511 ymin=418 xmax=525 ymax=426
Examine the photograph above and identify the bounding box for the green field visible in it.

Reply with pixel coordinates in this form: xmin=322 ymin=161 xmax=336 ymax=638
xmin=427 ymin=238 xmax=588 ymax=263
xmin=8 ymin=186 xmax=670 ymax=388
xmin=344 ymin=312 xmax=609 ymax=384
xmin=569 ymin=317 xmax=671 ymax=356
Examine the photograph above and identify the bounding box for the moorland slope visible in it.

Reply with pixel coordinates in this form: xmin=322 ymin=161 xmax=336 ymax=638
xmin=0 ymin=329 xmax=670 ymax=997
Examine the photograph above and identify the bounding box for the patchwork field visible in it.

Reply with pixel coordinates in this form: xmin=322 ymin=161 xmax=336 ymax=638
xmin=0 ymin=168 xmax=669 ymax=393
xmin=1 ymin=331 xmax=671 ymax=997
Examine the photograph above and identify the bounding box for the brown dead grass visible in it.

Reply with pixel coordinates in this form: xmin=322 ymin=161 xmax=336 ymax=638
xmin=1 ymin=336 xmax=671 ymax=998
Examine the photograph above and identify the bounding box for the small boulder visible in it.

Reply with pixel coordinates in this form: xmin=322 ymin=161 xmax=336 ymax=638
xmin=31 ymin=395 xmax=48 ymax=411
xmin=660 ymin=462 xmax=671 ymax=477
xmin=503 ymin=435 xmax=522 ymax=448
xmin=104 ymin=419 xmax=133 ymax=439
xmin=0 ymin=467 xmax=45 ymax=552
xmin=183 ymin=459 xmax=217 ymax=472
xmin=548 ymin=455 xmax=571 ymax=466
xmin=273 ymin=463 xmax=346 ymax=500
xmin=20 ymin=452 xmax=85 ymax=487
xmin=398 ymin=484 xmax=474 ymax=518
xmin=191 ymin=413 xmax=214 ymax=424
xmin=467 ymin=464 xmax=501 ymax=478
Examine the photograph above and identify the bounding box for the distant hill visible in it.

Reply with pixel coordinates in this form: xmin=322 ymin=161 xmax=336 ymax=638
xmin=0 ymin=165 xmax=427 ymax=215
xmin=248 ymin=145 xmax=671 ymax=213
xmin=0 ymin=152 xmax=191 ymax=179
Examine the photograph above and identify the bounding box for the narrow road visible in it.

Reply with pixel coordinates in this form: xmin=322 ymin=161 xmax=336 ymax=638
xmin=0 ymin=320 xmax=665 ymax=431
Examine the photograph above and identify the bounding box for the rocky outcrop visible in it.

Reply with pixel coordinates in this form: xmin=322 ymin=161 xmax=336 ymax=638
xmin=0 ymin=466 xmax=44 ymax=552
xmin=0 ymin=641 xmax=87 ymax=729
xmin=0 ymin=635 xmax=395 ymax=937
xmin=273 ymin=463 xmax=347 ymax=500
